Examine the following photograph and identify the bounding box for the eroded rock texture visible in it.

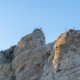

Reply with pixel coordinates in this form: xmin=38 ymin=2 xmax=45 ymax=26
xmin=0 ymin=29 xmax=80 ymax=80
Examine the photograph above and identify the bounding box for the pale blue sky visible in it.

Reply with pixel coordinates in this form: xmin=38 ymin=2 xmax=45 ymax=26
xmin=0 ymin=0 xmax=80 ymax=50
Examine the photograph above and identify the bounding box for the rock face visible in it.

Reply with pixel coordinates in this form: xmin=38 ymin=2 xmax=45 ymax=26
xmin=0 ymin=46 xmax=15 ymax=64
xmin=0 ymin=29 xmax=80 ymax=80
xmin=13 ymin=29 xmax=45 ymax=57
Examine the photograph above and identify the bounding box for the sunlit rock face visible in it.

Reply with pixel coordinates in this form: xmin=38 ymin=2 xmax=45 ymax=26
xmin=52 ymin=30 xmax=80 ymax=80
xmin=17 ymin=29 xmax=45 ymax=48
xmin=14 ymin=29 xmax=46 ymax=56
xmin=0 ymin=29 xmax=80 ymax=80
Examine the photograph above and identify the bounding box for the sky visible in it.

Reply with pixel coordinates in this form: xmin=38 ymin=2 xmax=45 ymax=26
xmin=0 ymin=0 xmax=80 ymax=50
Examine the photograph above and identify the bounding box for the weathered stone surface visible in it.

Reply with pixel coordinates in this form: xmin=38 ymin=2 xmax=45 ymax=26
xmin=13 ymin=29 xmax=45 ymax=57
xmin=52 ymin=30 xmax=80 ymax=80
xmin=0 ymin=46 xmax=15 ymax=64
xmin=0 ymin=29 xmax=80 ymax=80
xmin=12 ymin=46 xmax=52 ymax=80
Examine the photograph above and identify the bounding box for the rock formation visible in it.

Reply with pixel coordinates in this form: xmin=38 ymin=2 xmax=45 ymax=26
xmin=13 ymin=29 xmax=45 ymax=57
xmin=0 ymin=29 xmax=80 ymax=80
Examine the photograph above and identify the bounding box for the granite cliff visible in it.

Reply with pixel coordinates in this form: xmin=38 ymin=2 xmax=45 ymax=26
xmin=0 ymin=29 xmax=80 ymax=80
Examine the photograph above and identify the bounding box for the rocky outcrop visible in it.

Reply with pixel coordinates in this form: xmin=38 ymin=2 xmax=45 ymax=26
xmin=0 ymin=46 xmax=15 ymax=64
xmin=13 ymin=29 xmax=45 ymax=57
xmin=0 ymin=29 xmax=80 ymax=80
xmin=52 ymin=30 xmax=80 ymax=80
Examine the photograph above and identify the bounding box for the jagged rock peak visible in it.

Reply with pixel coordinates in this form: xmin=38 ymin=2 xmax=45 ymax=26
xmin=52 ymin=29 xmax=80 ymax=80
xmin=17 ymin=28 xmax=46 ymax=48
xmin=13 ymin=28 xmax=46 ymax=57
